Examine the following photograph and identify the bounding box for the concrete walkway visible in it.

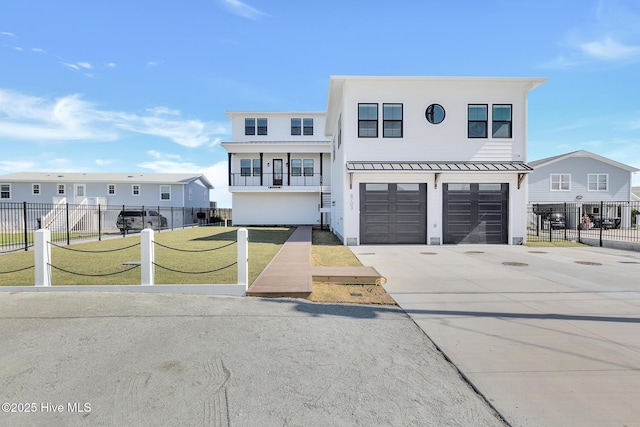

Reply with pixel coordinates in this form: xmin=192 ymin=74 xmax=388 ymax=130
xmin=247 ymin=226 xmax=380 ymax=297
xmin=355 ymin=244 xmax=640 ymax=427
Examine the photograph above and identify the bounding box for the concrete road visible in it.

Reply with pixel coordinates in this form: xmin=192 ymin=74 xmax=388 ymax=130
xmin=355 ymin=244 xmax=640 ymax=427
xmin=0 ymin=292 xmax=505 ymax=427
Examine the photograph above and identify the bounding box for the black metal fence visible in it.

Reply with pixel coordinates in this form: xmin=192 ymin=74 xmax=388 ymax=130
xmin=528 ymin=201 xmax=640 ymax=245
xmin=0 ymin=202 xmax=232 ymax=253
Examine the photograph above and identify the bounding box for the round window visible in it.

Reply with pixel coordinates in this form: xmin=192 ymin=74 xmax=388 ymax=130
xmin=425 ymin=104 xmax=445 ymax=124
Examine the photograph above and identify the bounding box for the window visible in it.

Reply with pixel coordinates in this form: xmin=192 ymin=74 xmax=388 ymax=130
xmin=303 ymin=118 xmax=313 ymax=136
xmin=107 ymin=184 xmax=116 ymax=195
xmin=132 ymin=185 xmax=140 ymax=196
xmin=160 ymin=185 xmax=171 ymax=200
xmin=358 ymin=103 xmax=378 ymax=138
xmin=426 ymin=104 xmax=445 ymax=124
xmin=550 ymin=174 xmax=571 ymax=191
xmin=383 ymin=103 xmax=403 ymax=138
xmin=291 ymin=118 xmax=301 ymax=135
xmin=492 ymin=104 xmax=512 ymax=138
xmin=240 ymin=159 xmax=251 ymax=177
xmin=303 ymin=159 xmax=314 ymax=176
xmin=252 ymin=159 xmax=261 ymax=176
xmin=291 ymin=159 xmax=302 ymax=176
xmin=245 ymin=118 xmax=255 ymax=135
xmin=588 ymin=174 xmax=608 ymax=191
xmin=468 ymin=104 xmax=488 ymax=138
xmin=1 ymin=184 xmax=11 ymax=199
xmin=57 ymin=184 xmax=65 ymax=195
xmin=257 ymin=118 xmax=267 ymax=135
xmin=32 ymin=184 xmax=41 ymax=195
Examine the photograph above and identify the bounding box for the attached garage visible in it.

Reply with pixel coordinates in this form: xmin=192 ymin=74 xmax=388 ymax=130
xmin=443 ymin=183 xmax=509 ymax=244
xmin=360 ymin=183 xmax=427 ymax=244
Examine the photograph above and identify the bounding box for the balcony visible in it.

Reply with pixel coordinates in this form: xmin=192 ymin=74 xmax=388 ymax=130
xmin=230 ymin=173 xmax=329 ymax=191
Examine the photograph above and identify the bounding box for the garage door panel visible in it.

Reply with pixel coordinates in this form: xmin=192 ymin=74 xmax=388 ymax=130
xmin=444 ymin=183 xmax=508 ymax=244
xmin=361 ymin=183 xmax=426 ymax=244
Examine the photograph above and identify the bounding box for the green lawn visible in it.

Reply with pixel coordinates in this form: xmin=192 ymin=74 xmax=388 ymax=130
xmin=0 ymin=227 xmax=294 ymax=286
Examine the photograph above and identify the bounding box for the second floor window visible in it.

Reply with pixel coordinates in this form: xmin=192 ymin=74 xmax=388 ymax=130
xmin=57 ymin=184 xmax=65 ymax=195
xmin=291 ymin=159 xmax=302 ymax=176
xmin=468 ymin=104 xmax=488 ymax=138
xmin=588 ymin=174 xmax=608 ymax=191
xmin=32 ymin=184 xmax=40 ymax=195
xmin=303 ymin=159 xmax=314 ymax=176
xmin=550 ymin=174 xmax=571 ymax=191
xmin=132 ymin=185 xmax=140 ymax=196
xmin=358 ymin=103 xmax=378 ymax=138
xmin=252 ymin=159 xmax=261 ymax=176
xmin=383 ymin=103 xmax=403 ymax=138
xmin=108 ymin=184 xmax=116 ymax=195
xmin=492 ymin=104 xmax=512 ymax=138
xmin=241 ymin=159 xmax=252 ymax=177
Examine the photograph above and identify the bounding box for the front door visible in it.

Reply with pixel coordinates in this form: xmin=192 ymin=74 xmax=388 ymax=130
xmin=73 ymin=184 xmax=86 ymax=204
xmin=273 ymin=159 xmax=283 ymax=186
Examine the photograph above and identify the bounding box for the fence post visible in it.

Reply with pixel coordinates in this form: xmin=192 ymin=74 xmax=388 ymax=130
xmin=35 ymin=229 xmax=51 ymax=287
xmin=141 ymin=229 xmax=154 ymax=286
xmin=599 ymin=201 xmax=604 ymax=247
xmin=23 ymin=201 xmax=28 ymax=251
xmin=237 ymin=228 xmax=249 ymax=291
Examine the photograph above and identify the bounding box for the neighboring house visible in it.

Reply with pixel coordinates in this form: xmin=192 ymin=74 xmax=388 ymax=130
xmin=221 ymin=112 xmax=331 ymax=226
xmin=0 ymin=172 xmax=214 ymax=230
xmin=528 ymin=150 xmax=638 ymax=228
xmin=325 ymin=76 xmax=547 ymax=245
xmin=632 ymin=186 xmax=640 ymax=202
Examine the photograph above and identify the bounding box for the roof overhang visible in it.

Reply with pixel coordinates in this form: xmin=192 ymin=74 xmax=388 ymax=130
xmin=345 ymin=161 xmax=532 ymax=190
xmin=346 ymin=161 xmax=533 ymax=172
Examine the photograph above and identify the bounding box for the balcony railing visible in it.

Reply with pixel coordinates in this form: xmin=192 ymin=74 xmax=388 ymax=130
xmin=230 ymin=173 xmax=325 ymax=187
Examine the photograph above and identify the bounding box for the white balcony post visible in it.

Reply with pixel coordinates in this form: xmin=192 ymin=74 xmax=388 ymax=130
xmin=141 ymin=229 xmax=154 ymax=286
xmin=35 ymin=229 xmax=51 ymax=287
xmin=237 ymin=228 xmax=249 ymax=290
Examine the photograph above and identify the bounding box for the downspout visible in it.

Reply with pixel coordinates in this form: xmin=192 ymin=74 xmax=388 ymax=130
xmin=227 ymin=153 xmax=232 ymax=186
xmin=287 ymin=153 xmax=291 ymax=186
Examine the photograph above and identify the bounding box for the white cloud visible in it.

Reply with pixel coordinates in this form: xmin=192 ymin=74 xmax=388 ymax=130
xmin=219 ymin=0 xmax=269 ymax=20
xmin=1 ymin=32 xmax=16 ymax=37
xmin=61 ymin=61 xmax=94 ymax=72
xmin=0 ymin=160 xmax=36 ymax=173
xmin=146 ymin=60 xmax=163 ymax=68
xmin=0 ymin=89 xmax=229 ymax=147
xmin=579 ymin=36 xmax=640 ymax=60
xmin=95 ymin=159 xmax=114 ymax=166
xmin=32 ymin=47 xmax=45 ymax=53
xmin=106 ymin=62 xmax=116 ymax=68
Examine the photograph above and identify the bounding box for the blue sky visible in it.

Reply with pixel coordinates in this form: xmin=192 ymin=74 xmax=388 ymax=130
xmin=1 ymin=0 xmax=639 ymax=207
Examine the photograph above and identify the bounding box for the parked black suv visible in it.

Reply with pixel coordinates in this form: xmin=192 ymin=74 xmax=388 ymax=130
xmin=116 ymin=210 xmax=167 ymax=233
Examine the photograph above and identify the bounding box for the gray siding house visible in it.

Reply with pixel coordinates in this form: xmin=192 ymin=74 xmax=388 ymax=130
xmin=528 ymin=150 xmax=638 ymax=228
xmin=0 ymin=172 xmax=214 ymax=231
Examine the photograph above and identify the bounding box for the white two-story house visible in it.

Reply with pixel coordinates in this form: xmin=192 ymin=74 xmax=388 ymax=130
xmin=325 ymin=76 xmax=547 ymax=245
xmin=221 ymin=112 xmax=332 ymax=226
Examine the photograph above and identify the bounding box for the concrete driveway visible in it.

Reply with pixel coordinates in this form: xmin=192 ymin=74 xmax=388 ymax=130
xmin=355 ymin=244 xmax=640 ymax=427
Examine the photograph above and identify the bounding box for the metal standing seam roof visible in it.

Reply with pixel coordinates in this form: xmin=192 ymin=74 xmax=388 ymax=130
xmin=345 ymin=161 xmax=533 ymax=172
